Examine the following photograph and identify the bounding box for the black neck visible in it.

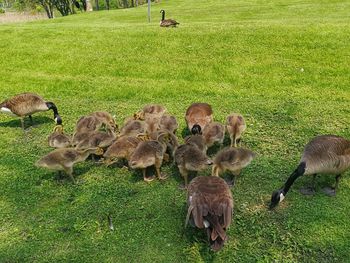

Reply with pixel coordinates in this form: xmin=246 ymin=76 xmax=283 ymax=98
xmin=283 ymin=162 xmax=306 ymax=194
xmin=46 ymin=102 xmax=58 ymax=116
xmin=46 ymin=101 xmax=62 ymax=124
xmin=161 ymin=11 xmax=165 ymax=21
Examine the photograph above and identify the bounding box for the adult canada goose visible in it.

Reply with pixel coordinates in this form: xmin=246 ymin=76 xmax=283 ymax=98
xmin=185 ymin=103 xmax=213 ymax=135
xmin=160 ymin=10 xmax=179 ymax=27
xmin=212 ymin=147 xmax=256 ymax=185
xmin=35 ymin=147 xmax=104 ymax=183
xmin=226 ymin=114 xmax=246 ymax=147
xmin=129 ymin=132 xmax=169 ymax=182
xmin=48 ymin=125 xmax=71 ymax=148
xmin=175 ymin=143 xmax=213 ymax=187
xmin=0 ymin=92 xmax=62 ymax=130
xmin=270 ymin=135 xmax=350 ymax=209
xmin=202 ymin=122 xmax=225 ymax=149
xmin=186 ymin=176 xmax=233 ymax=251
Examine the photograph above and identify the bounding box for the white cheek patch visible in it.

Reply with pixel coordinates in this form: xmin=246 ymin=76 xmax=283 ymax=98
xmin=203 ymin=220 xmax=210 ymax=228
xmin=279 ymin=193 xmax=285 ymax=202
xmin=189 ymin=196 xmax=193 ymax=203
xmin=1 ymin=107 xmax=16 ymax=116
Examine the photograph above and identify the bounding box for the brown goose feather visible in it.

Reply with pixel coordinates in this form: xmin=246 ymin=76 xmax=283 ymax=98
xmin=186 ymin=176 xmax=233 ymax=251
xmin=185 ymin=103 xmax=213 ymax=134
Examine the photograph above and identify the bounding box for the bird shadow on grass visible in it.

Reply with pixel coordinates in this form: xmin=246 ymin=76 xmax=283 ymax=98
xmin=0 ymin=116 xmax=53 ymax=128
xmin=38 ymin=164 xmax=94 ymax=185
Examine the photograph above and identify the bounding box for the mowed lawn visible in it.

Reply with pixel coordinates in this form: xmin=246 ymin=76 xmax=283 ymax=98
xmin=0 ymin=0 xmax=350 ymax=262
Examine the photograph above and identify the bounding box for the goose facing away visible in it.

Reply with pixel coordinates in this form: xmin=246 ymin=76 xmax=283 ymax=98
xmin=226 ymin=114 xmax=246 ymax=147
xmin=160 ymin=10 xmax=179 ymax=27
xmin=202 ymin=122 xmax=225 ymax=148
xmin=103 ymin=135 xmax=144 ymax=166
xmin=0 ymin=92 xmax=62 ymax=130
xmin=212 ymin=147 xmax=256 ymax=186
xmin=129 ymin=132 xmax=169 ymax=182
xmin=185 ymin=103 xmax=213 ymax=135
xmin=134 ymin=104 xmax=167 ymax=121
xmin=186 ymin=176 xmax=233 ymax=252
xmin=175 ymin=143 xmax=213 ymax=187
xmin=270 ymin=135 xmax=350 ymax=209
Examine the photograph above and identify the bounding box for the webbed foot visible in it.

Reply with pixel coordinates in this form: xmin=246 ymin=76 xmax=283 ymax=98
xmin=143 ymin=175 xmax=155 ymax=182
xmin=322 ymin=187 xmax=336 ymax=197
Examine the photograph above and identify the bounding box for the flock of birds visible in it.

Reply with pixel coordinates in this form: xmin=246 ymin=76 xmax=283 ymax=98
xmin=1 ymin=92 xmax=350 ymax=251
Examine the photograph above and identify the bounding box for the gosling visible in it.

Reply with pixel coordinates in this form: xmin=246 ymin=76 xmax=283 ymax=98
xmin=226 ymin=113 xmax=246 ymax=147
xmin=35 ymin=147 xmax=104 ymax=183
xmin=212 ymin=147 xmax=256 ymax=186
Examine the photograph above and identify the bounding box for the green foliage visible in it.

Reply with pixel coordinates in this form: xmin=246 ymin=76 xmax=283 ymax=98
xmin=0 ymin=0 xmax=350 ymax=262
xmin=0 ymin=7 xmax=5 ymax=12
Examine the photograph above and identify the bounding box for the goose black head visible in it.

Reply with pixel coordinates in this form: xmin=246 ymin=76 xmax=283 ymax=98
xmin=269 ymin=189 xmax=285 ymax=210
xmin=160 ymin=9 xmax=165 ymax=14
xmin=55 ymin=115 xmax=62 ymax=125
xmin=191 ymin=124 xmax=202 ymax=135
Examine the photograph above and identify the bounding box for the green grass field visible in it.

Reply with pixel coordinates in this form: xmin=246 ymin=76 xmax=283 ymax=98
xmin=0 ymin=0 xmax=350 ymax=262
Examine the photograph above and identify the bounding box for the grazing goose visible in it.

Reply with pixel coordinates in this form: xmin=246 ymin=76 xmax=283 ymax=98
xmin=35 ymin=147 xmax=104 ymax=183
xmin=150 ymin=130 xmax=179 ymax=160
xmin=160 ymin=114 xmax=178 ymax=134
xmin=184 ymin=134 xmax=207 ymax=153
xmin=48 ymin=125 xmax=71 ymax=148
xmin=226 ymin=114 xmax=246 ymax=147
xmin=160 ymin=10 xmax=179 ymax=27
xmin=72 ymin=111 xmax=117 ymax=145
xmin=186 ymin=176 xmax=233 ymax=252
xmin=134 ymin=104 xmax=167 ymax=121
xmin=119 ymin=119 xmax=146 ymax=137
xmin=202 ymin=122 xmax=225 ymax=149
xmin=103 ymin=135 xmax=145 ymax=166
xmin=0 ymin=92 xmax=62 ymax=130
xmin=270 ymin=135 xmax=350 ymax=209
xmin=129 ymin=132 xmax=169 ymax=182
xmin=185 ymin=103 xmax=213 ymax=135
xmin=175 ymin=143 xmax=213 ymax=187
xmin=212 ymin=147 xmax=256 ymax=186
xmin=75 ymin=128 xmax=116 ymax=150
xmin=145 ymin=116 xmax=161 ymax=138
xmin=90 ymin=111 xmax=118 ymax=132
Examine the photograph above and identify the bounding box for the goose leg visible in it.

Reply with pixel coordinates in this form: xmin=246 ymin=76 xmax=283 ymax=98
xmin=29 ymin=115 xmax=33 ymax=125
xmin=178 ymin=166 xmax=188 ymax=190
xmin=143 ymin=168 xmax=155 ymax=182
xmin=155 ymin=158 xmax=167 ymax=180
xmin=322 ymin=174 xmax=341 ymax=197
xmin=300 ymin=174 xmax=317 ymax=195
xmin=20 ymin=117 xmax=25 ymax=130
xmin=230 ymin=135 xmax=234 ymax=147
xmin=64 ymin=166 xmax=75 ymax=183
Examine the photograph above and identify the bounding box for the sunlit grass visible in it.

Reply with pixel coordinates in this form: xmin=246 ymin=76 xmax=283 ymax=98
xmin=0 ymin=0 xmax=350 ymax=262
